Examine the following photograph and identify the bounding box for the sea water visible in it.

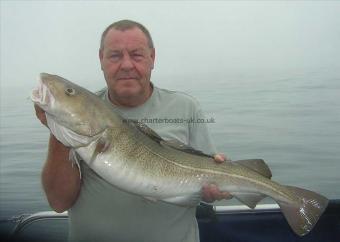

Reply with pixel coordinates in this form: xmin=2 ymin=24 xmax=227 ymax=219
xmin=0 ymin=69 xmax=339 ymax=219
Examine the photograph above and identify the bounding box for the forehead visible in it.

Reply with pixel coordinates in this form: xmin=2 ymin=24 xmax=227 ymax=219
xmin=103 ymin=27 xmax=149 ymax=50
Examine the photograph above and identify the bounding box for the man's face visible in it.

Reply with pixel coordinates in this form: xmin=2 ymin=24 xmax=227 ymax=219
xmin=99 ymin=27 xmax=155 ymax=103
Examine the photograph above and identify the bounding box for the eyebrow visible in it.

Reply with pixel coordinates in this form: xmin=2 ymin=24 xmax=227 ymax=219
xmin=107 ymin=48 xmax=146 ymax=53
xmin=106 ymin=49 xmax=121 ymax=53
xmin=131 ymin=48 xmax=145 ymax=52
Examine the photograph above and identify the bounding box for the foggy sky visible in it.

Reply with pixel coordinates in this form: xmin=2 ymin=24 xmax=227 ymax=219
xmin=1 ymin=1 xmax=340 ymax=89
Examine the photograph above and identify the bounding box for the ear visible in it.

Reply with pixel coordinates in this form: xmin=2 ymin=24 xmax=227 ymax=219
xmin=150 ymin=48 xmax=155 ymax=70
xmin=99 ymin=49 xmax=104 ymax=71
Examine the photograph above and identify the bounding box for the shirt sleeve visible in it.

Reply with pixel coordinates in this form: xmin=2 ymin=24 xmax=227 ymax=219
xmin=188 ymin=103 xmax=218 ymax=155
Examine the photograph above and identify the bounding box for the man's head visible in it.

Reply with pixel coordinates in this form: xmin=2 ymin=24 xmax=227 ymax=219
xmin=99 ymin=20 xmax=155 ymax=107
xmin=100 ymin=20 xmax=154 ymax=50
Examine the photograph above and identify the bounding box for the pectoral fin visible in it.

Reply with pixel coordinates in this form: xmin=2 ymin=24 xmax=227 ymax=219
xmin=90 ymin=130 xmax=111 ymax=163
xmin=143 ymin=196 xmax=159 ymax=203
xmin=69 ymin=148 xmax=82 ymax=179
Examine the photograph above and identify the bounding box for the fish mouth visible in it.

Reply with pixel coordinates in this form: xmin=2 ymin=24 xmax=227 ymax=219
xmin=31 ymin=73 xmax=54 ymax=110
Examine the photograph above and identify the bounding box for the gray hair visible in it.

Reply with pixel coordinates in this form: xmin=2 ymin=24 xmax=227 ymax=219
xmin=100 ymin=19 xmax=154 ymax=50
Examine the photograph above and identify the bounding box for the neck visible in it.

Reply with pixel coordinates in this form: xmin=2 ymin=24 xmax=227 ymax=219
xmin=108 ymin=84 xmax=153 ymax=108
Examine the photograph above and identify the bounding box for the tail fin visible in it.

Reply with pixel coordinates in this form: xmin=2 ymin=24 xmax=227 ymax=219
xmin=277 ymin=186 xmax=329 ymax=236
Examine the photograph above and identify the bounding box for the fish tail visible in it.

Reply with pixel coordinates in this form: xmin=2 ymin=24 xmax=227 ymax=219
xmin=277 ymin=185 xmax=328 ymax=236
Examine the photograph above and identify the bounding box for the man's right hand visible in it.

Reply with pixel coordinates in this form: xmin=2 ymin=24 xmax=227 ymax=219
xmin=34 ymin=104 xmax=48 ymax=126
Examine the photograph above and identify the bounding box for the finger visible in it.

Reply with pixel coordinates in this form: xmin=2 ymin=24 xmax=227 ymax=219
xmin=34 ymin=104 xmax=45 ymax=117
xmin=201 ymin=184 xmax=216 ymax=203
xmin=211 ymin=188 xmax=225 ymax=201
xmin=213 ymin=153 xmax=226 ymax=163
xmin=202 ymin=183 xmax=233 ymax=202
xmin=34 ymin=104 xmax=47 ymax=126
xmin=223 ymin=192 xmax=233 ymax=200
xmin=206 ymin=184 xmax=223 ymax=201
xmin=207 ymin=185 xmax=231 ymax=200
xmin=34 ymin=104 xmax=41 ymax=114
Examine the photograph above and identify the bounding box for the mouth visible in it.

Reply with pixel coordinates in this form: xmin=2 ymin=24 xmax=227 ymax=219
xmin=30 ymin=74 xmax=53 ymax=108
xmin=116 ymin=72 xmax=139 ymax=81
xmin=117 ymin=77 xmax=138 ymax=81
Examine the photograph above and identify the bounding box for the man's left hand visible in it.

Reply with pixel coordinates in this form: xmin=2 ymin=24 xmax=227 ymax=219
xmin=201 ymin=153 xmax=233 ymax=203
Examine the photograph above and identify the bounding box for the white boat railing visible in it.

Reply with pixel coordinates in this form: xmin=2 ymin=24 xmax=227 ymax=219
xmin=9 ymin=211 xmax=68 ymax=239
xmin=9 ymin=204 xmax=280 ymax=234
xmin=215 ymin=203 xmax=280 ymax=213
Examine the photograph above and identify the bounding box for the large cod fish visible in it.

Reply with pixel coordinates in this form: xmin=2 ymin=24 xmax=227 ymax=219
xmin=31 ymin=73 xmax=328 ymax=236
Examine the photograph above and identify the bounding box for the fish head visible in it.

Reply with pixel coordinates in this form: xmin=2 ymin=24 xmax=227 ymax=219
xmin=31 ymin=73 xmax=112 ymax=137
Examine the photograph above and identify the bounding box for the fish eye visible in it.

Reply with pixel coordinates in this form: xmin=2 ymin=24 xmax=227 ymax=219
xmin=65 ymin=87 xmax=76 ymax=96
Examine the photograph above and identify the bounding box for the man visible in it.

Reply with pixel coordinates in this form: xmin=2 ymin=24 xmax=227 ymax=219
xmin=35 ymin=20 xmax=231 ymax=242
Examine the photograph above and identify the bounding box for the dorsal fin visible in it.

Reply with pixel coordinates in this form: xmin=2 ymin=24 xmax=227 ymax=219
xmin=161 ymin=139 xmax=214 ymax=158
xmin=128 ymin=120 xmax=163 ymax=143
xmin=233 ymin=159 xmax=272 ymax=178
xmin=127 ymin=120 xmax=214 ymax=158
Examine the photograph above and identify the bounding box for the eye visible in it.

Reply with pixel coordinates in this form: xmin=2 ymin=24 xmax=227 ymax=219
xmin=109 ymin=52 xmax=122 ymax=61
xmin=110 ymin=54 xmax=120 ymax=59
xmin=132 ymin=52 xmax=145 ymax=60
xmin=65 ymin=87 xmax=76 ymax=96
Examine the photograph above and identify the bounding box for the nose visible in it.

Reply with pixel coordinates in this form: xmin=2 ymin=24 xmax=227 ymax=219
xmin=121 ymin=53 xmax=134 ymax=70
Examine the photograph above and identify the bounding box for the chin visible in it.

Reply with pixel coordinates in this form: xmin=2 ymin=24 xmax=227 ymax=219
xmin=118 ymin=87 xmax=142 ymax=97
